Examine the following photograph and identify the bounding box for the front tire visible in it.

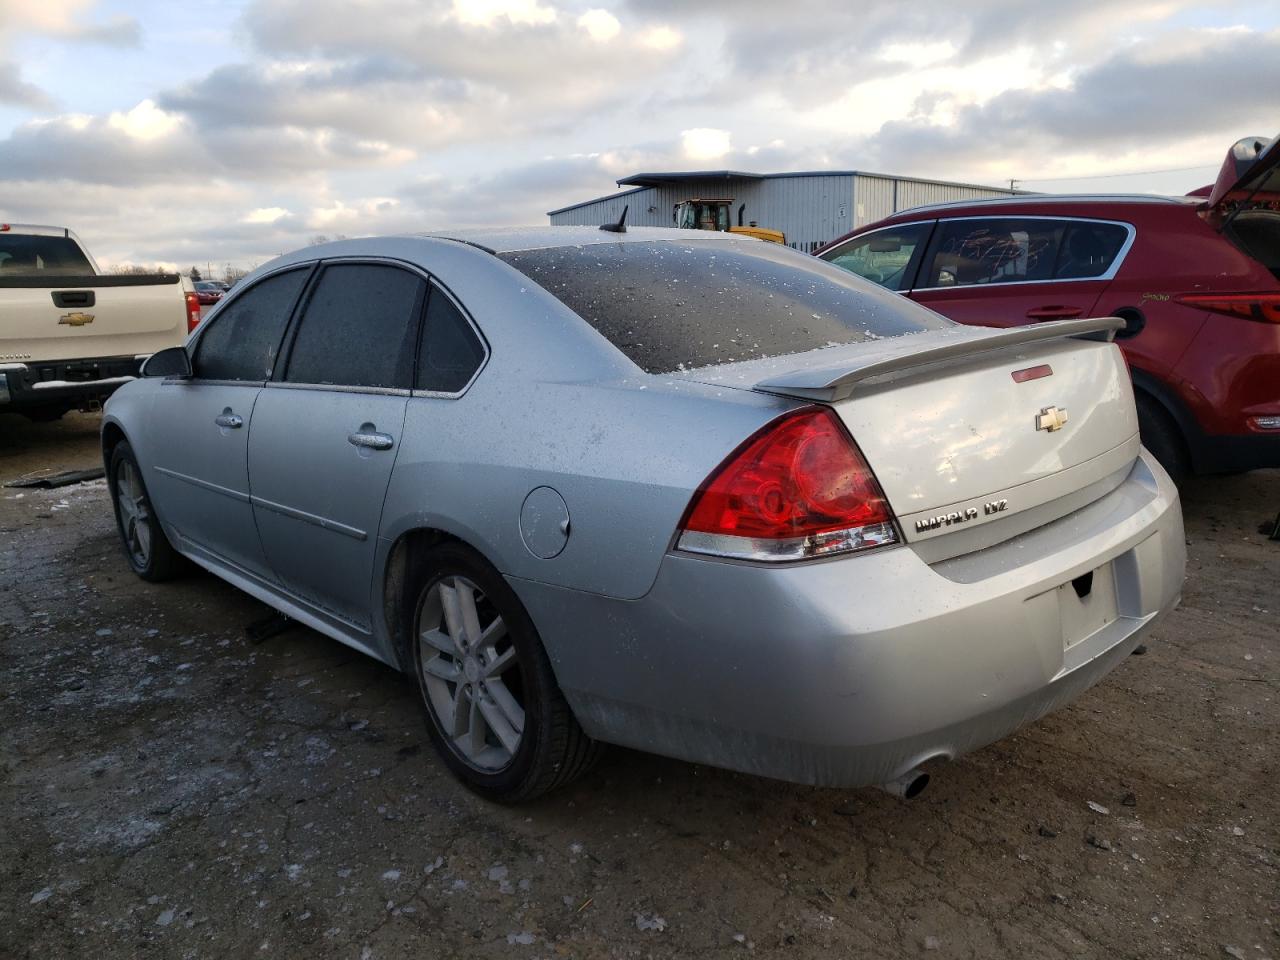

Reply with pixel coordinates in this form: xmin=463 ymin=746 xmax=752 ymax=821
xmin=108 ymin=441 xmax=186 ymax=582
xmin=408 ymin=543 xmax=600 ymax=802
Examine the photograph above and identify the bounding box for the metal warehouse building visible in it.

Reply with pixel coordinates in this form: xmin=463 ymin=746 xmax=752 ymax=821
xmin=548 ymin=170 xmax=1020 ymax=252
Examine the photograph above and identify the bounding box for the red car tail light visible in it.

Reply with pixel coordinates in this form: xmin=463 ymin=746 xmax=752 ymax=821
xmin=677 ymin=406 xmax=899 ymax=562
xmin=1174 ymin=292 xmax=1280 ymax=324
xmin=185 ymin=291 xmax=202 ymax=332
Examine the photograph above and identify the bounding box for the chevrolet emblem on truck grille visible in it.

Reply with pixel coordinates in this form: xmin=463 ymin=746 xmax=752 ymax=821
xmin=1036 ymin=405 xmax=1068 ymax=432
xmin=58 ymin=311 xmax=95 ymax=327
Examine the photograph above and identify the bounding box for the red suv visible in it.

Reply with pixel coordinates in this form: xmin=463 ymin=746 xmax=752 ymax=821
xmin=816 ymin=135 xmax=1280 ymax=482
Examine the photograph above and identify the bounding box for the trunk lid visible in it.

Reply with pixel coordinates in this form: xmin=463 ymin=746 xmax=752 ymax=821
xmin=676 ymin=317 xmax=1139 ymax=551
xmin=1203 ymin=133 xmax=1280 ymax=226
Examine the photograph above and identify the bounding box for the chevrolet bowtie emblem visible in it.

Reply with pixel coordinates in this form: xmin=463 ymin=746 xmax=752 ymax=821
xmin=58 ymin=311 xmax=95 ymax=327
xmin=1036 ymin=405 xmax=1069 ymax=432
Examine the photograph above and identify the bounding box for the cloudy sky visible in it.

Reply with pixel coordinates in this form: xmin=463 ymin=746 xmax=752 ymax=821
xmin=0 ymin=0 xmax=1276 ymax=272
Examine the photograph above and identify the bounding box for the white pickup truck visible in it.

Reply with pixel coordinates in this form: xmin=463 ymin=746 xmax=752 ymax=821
xmin=0 ymin=223 xmax=198 ymax=421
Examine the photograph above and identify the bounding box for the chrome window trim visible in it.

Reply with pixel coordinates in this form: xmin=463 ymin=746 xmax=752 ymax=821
xmin=263 ymin=381 xmax=412 ymax=398
xmin=161 ymin=378 xmax=265 ymax=388
xmin=909 ymin=215 xmax=1137 ymax=293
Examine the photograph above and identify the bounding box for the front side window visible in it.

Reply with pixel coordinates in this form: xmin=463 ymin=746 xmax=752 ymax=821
xmin=821 ymin=222 xmax=932 ymax=291
xmin=416 ymin=286 xmax=485 ymax=393
xmin=193 ymin=268 xmax=309 ymax=381
xmin=285 ymin=262 xmax=425 ymax=389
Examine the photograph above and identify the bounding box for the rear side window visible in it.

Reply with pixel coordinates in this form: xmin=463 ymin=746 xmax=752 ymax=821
xmin=821 ymin=222 xmax=932 ymax=291
xmin=194 ymin=268 xmax=309 ymax=381
xmin=499 ymin=239 xmax=949 ymax=374
xmin=923 ymin=218 xmax=1061 ymax=287
xmin=285 ymin=263 xmax=426 ymax=389
xmin=0 ymin=234 xmax=93 ymax=275
xmin=922 ymin=218 xmax=1129 ymax=287
xmin=1054 ymin=221 xmax=1130 ymax=279
xmin=416 ymin=287 xmax=485 ymax=393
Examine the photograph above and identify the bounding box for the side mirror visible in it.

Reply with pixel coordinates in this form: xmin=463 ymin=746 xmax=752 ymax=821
xmin=141 ymin=346 xmax=192 ymax=379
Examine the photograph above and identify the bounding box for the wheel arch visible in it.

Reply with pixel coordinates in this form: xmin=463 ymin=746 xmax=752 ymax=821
xmin=380 ymin=525 xmax=505 ymax=673
xmin=101 ymin=418 xmax=128 ymax=468
xmin=1128 ymin=368 xmax=1201 ymax=472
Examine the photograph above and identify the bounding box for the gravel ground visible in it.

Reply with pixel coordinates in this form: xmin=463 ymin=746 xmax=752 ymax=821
xmin=1 ymin=411 xmax=1277 ymax=960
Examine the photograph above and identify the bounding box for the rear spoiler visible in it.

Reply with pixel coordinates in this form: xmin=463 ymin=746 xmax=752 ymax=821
xmin=753 ymin=316 xmax=1124 ymax=403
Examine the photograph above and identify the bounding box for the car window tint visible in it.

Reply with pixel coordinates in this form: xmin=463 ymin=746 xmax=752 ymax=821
xmin=193 ymin=268 xmax=309 ymax=381
xmin=417 ymin=287 xmax=485 ymax=393
xmin=285 ymin=263 xmax=425 ymax=389
xmin=822 ymin=222 xmax=931 ymax=291
xmin=0 ymin=234 xmax=93 ymax=275
xmin=499 ymin=239 xmax=949 ymax=375
xmin=1053 ymin=221 xmax=1131 ymax=279
xmin=923 ymin=219 xmax=1064 ymax=288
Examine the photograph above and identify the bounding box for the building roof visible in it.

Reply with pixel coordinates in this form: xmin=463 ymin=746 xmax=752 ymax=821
xmin=416 ymin=225 xmax=745 ymax=254
xmin=547 ymin=169 xmax=1026 ymax=217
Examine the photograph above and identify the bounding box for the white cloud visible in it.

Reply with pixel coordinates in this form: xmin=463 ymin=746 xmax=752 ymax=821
xmin=450 ymin=0 xmax=557 ymax=27
xmin=243 ymin=207 xmax=291 ymax=224
xmin=107 ymin=100 xmax=183 ymax=141
xmin=577 ymin=9 xmax=621 ymax=42
xmin=639 ymin=25 xmax=681 ymax=50
xmin=681 ymin=127 xmax=732 ymax=161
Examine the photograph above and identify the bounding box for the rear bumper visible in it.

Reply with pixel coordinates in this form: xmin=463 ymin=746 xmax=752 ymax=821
xmin=512 ymin=451 xmax=1185 ymax=788
xmin=0 ymin=355 xmax=145 ymax=411
xmin=1189 ymin=430 xmax=1280 ymax=473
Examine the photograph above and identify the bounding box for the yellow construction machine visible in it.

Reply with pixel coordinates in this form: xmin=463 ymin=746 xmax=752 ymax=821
xmin=672 ymin=199 xmax=785 ymax=244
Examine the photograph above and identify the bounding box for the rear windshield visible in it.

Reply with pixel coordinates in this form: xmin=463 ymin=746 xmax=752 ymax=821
xmin=499 ymin=239 xmax=949 ymax=373
xmin=0 ymin=234 xmax=93 ymax=275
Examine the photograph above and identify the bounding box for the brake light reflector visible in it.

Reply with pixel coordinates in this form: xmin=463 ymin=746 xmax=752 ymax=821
xmin=1175 ymin=292 xmax=1280 ymax=324
xmin=185 ymin=291 xmax=202 ymax=332
xmin=677 ymin=407 xmax=898 ymax=562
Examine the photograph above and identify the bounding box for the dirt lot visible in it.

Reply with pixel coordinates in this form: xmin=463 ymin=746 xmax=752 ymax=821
xmin=1 ymin=411 xmax=1276 ymax=960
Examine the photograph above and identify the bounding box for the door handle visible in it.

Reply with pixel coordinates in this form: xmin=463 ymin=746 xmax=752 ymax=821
xmin=214 ymin=411 xmax=243 ymax=429
xmin=1026 ymin=305 xmax=1084 ymax=320
xmin=348 ymin=429 xmax=394 ymax=451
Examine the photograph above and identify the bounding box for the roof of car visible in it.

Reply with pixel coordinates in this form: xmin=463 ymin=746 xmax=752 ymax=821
xmin=414 ymin=225 xmax=748 ymax=254
xmin=892 ymin=193 xmax=1201 ymax=216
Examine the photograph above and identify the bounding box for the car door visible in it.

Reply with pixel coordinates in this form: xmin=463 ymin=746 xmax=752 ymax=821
xmin=909 ymin=217 xmax=1131 ymax=328
xmin=246 ymin=260 xmax=426 ymax=631
xmin=146 ymin=266 xmax=311 ymax=580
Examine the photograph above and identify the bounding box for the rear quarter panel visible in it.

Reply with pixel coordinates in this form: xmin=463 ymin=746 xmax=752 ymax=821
xmin=369 ymin=236 xmax=792 ymax=601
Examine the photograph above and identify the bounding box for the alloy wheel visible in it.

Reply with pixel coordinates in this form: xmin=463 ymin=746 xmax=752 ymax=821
xmin=115 ymin=459 xmax=152 ymax=568
xmin=417 ymin=575 xmax=525 ymax=771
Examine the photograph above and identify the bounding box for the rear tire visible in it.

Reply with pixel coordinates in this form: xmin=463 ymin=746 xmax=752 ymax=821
xmin=1135 ymin=393 xmax=1190 ymax=486
xmin=407 ymin=543 xmax=601 ymax=802
xmin=108 ymin=441 xmax=186 ymax=582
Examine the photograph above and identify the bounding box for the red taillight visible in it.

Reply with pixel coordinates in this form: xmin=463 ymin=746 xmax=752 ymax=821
xmin=1175 ymin=292 xmax=1280 ymax=324
xmin=185 ymin=291 xmax=202 ymax=332
xmin=677 ymin=407 xmax=898 ymax=562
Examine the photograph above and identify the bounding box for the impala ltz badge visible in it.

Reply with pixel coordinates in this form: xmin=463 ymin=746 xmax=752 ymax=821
xmin=58 ymin=311 xmax=95 ymax=327
xmin=1036 ymin=405 xmax=1068 ymax=432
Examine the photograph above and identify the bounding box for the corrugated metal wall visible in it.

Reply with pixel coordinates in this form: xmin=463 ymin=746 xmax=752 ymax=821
xmin=550 ymin=173 xmax=1018 ymax=249
xmin=853 ymin=175 xmax=1018 ymax=226
xmin=756 ymin=175 xmax=854 ymax=253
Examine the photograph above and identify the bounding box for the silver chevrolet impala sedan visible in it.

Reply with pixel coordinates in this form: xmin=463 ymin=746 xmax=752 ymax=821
xmin=102 ymin=226 xmax=1185 ymax=802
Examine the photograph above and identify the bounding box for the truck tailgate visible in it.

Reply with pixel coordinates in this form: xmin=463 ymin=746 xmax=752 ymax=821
xmin=0 ymin=276 xmax=188 ymax=363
